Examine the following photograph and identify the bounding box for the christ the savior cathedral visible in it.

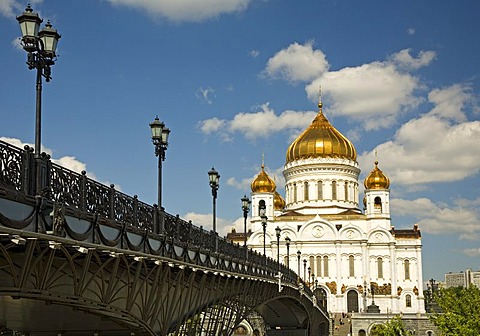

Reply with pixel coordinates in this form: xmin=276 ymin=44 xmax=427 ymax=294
xmin=244 ymin=100 xmax=425 ymax=317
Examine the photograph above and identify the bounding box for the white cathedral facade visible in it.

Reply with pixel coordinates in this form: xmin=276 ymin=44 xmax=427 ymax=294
xmin=245 ymin=101 xmax=425 ymax=316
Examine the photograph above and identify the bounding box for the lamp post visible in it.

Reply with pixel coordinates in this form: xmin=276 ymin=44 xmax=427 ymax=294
xmin=275 ymin=226 xmax=281 ymax=270
xmin=303 ymin=259 xmax=307 ymax=281
xmin=17 ymin=5 xmax=61 ymax=196
xmin=241 ymin=195 xmax=250 ymax=258
xmin=261 ymin=213 xmax=267 ymax=258
xmin=308 ymin=266 xmax=311 ymax=287
xmin=297 ymin=250 xmax=301 ymax=278
xmin=285 ymin=236 xmax=291 ymax=269
xmin=150 ymin=117 xmax=170 ymax=210
xmin=208 ymin=167 xmax=220 ymax=251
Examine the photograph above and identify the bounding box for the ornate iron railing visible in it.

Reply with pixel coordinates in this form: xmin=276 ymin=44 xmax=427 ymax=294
xmin=0 ymin=139 xmax=301 ymax=283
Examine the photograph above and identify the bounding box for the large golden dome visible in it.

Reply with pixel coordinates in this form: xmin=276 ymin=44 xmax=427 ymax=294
xmin=286 ymin=102 xmax=357 ymax=163
xmin=251 ymin=164 xmax=276 ymax=193
xmin=274 ymin=190 xmax=286 ymax=210
xmin=364 ymin=161 xmax=390 ymax=190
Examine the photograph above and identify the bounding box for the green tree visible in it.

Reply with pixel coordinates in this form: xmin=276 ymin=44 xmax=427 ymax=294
xmin=430 ymin=285 xmax=480 ymax=336
xmin=370 ymin=316 xmax=413 ymax=336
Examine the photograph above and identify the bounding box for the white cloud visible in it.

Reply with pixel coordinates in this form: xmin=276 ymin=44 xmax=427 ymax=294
xmin=196 ymin=87 xmax=215 ymax=104
xmin=249 ymin=50 xmax=260 ymax=58
xmin=263 ymin=44 xmax=440 ymax=130
xmin=407 ymin=28 xmax=415 ymax=35
xmin=0 ymin=0 xmax=22 ymax=17
xmin=0 ymin=0 xmax=43 ymax=18
xmin=263 ymin=41 xmax=329 ymax=83
xmin=392 ymin=197 xmax=480 ymax=240
xmin=389 ymin=49 xmax=436 ymax=70
xmin=358 ymin=85 xmax=480 ymax=185
xmin=198 ymin=117 xmax=225 ymax=134
xmin=198 ymin=103 xmax=317 ymax=141
xmin=226 ymin=176 xmax=252 ymax=191
xmin=107 ymin=0 xmax=250 ymax=22
xmin=306 ymin=62 xmax=422 ymax=130
xmin=463 ymin=248 xmax=480 ymax=257
xmin=182 ymin=212 xmax=239 ymax=236
xmin=427 ymin=84 xmax=470 ymax=122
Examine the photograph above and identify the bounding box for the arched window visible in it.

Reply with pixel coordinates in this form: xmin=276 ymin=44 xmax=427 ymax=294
xmin=374 ymin=196 xmax=382 ymax=213
xmin=284 ymin=256 xmax=288 ymax=266
xmin=293 ymin=183 xmax=297 ymax=203
xmin=258 ymin=200 xmax=266 ymax=216
xmin=404 ymin=260 xmax=410 ymax=280
xmin=332 ymin=181 xmax=337 ymax=200
xmin=316 ymin=256 xmax=322 ymax=277
xmin=406 ymin=294 xmax=412 ymax=307
xmin=344 ymin=182 xmax=349 ymax=201
xmin=317 ymin=181 xmax=323 ymax=200
xmin=349 ymin=255 xmax=355 ymax=277
xmin=377 ymin=257 xmax=383 ymax=279
xmin=309 ymin=256 xmax=315 ymax=271
xmin=323 ymin=256 xmax=329 ymax=277
xmin=304 ymin=181 xmax=309 ymax=201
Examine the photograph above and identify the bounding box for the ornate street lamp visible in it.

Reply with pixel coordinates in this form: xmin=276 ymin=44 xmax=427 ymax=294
xmin=261 ymin=213 xmax=267 ymax=259
xmin=285 ymin=236 xmax=291 ymax=268
xmin=241 ymin=195 xmax=250 ymax=258
xmin=275 ymin=226 xmax=281 ymax=270
xmin=308 ymin=266 xmax=312 ymax=287
xmin=208 ymin=167 xmax=220 ymax=251
xmin=150 ymin=116 xmax=170 ymax=210
xmin=297 ymin=250 xmax=301 ymax=278
xmin=17 ymin=5 xmax=61 ymax=196
xmin=303 ymin=259 xmax=307 ymax=282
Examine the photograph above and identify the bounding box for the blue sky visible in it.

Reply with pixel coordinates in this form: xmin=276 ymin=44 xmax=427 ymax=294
xmin=1 ymin=0 xmax=479 ymax=281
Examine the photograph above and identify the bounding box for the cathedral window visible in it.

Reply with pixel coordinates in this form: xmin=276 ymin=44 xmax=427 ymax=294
xmin=258 ymin=200 xmax=266 ymax=216
xmin=377 ymin=257 xmax=383 ymax=279
xmin=304 ymin=181 xmax=309 ymax=201
xmin=317 ymin=181 xmax=323 ymax=200
xmin=404 ymin=260 xmax=410 ymax=280
xmin=406 ymin=294 xmax=412 ymax=307
xmin=344 ymin=182 xmax=349 ymax=201
xmin=309 ymin=256 xmax=315 ymax=272
xmin=323 ymin=256 xmax=329 ymax=277
xmin=316 ymin=256 xmax=322 ymax=277
xmin=374 ymin=197 xmax=382 ymax=213
xmin=293 ymin=183 xmax=297 ymax=203
xmin=284 ymin=256 xmax=289 ymax=266
xmin=332 ymin=181 xmax=337 ymax=200
xmin=349 ymin=255 xmax=355 ymax=277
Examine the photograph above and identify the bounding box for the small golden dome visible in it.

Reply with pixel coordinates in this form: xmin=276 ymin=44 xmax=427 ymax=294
xmin=274 ymin=190 xmax=286 ymax=210
xmin=364 ymin=161 xmax=390 ymax=190
xmin=286 ymin=102 xmax=357 ymax=163
xmin=251 ymin=164 xmax=276 ymax=193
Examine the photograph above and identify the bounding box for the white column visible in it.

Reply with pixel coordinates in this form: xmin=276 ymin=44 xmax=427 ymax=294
xmin=389 ymin=243 xmax=398 ymax=313
xmin=416 ymin=244 xmax=426 ymax=313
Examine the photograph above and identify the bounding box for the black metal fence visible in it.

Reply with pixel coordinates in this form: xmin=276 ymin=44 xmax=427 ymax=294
xmin=0 ymin=139 xmax=301 ymax=283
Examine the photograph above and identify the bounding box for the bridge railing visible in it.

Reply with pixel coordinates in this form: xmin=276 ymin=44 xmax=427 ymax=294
xmin=0 ymin=140 xmax=306 ymax=286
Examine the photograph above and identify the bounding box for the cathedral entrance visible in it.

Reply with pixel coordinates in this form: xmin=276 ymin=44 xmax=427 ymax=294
xmin=347 ymin=290 xmax=359 ymax=313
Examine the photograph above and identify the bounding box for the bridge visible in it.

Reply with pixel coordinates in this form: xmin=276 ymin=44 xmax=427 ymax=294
xmin=0 ymin=140 xmax=329 ymax=336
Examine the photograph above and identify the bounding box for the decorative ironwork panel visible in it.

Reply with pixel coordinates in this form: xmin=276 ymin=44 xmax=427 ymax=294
xmin=177 ymin=219 xmax=190 ymax=243
xmin=50 ymin=163 xmax=82 ymax=207
xmin=112 ymin=190 xmax=135 ymax=224
xmin=163 ymin=212 xmax=177 ymax=238
xmin=137 ymin=200 xmax=153 ymax=231
xmin=0 ymin=140 xmax=26 ymax=191
xmin=84 ymin=178 xmax=110 ymax=217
